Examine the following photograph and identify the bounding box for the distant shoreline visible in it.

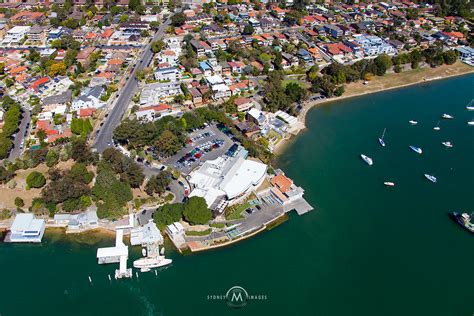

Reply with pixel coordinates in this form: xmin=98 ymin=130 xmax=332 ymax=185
xmin=272 ymin=62 xmax=474 ymax=156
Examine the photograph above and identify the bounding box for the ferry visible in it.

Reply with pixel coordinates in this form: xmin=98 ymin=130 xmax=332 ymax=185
xmin=409 ymin=120 xmax=418 ymax=125
xmin=451 ymin=212 xmax=474 ymax=233
xmin=133 ymin=256 xmax=172 ymax=272
xmin=378 ymin=128 xmax=386 ymax=147
xmin=360 ymin=154 xmax=373 ymax=166
xmin=441 ymin=113 xmax=454 ymax=119
xmin=384 ymin=182 xmax=395 ymax=187
xmin=424 ymin=174 xmax=437 ymax=183
xmin=441 ymin=141 xmax=453 ymax=148
xmin=409 ymin=145 xmax=423 ymax=154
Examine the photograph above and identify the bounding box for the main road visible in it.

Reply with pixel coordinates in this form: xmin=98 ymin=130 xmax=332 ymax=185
xmin=92 ymin=16 xmax=172 ymax=153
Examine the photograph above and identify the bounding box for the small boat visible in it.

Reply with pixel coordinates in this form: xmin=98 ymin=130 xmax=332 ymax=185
xmin=424 ymin=174 xmax=437 ymax=183
xmin=384 ymin=182 xmax=395 ymax=187
xmin=441 ymin=141 xmax=453 ymax=148
xmin=142 ymin=248 xmax=147 ymax=256
xmin=141 ymin=268 xmax=151 ymax=272
xmin=466 ymin=99 xmax=474 ymax=111
xmin=451 ymin=212 xmax=474 ymax=233
xmin=441 ymin=113 xmax=454 ymax=119
xmin=378 ymin=128 xmax=386 ymax=147
xmin=360 ymin=154 xmax=373 ymax=166
xmin=433 ymin=121 xmax=441 ymax=130
xmin=409 ymin=145 xmax=423 ymax=154
xmin=409 ymin=120 xmax=418 ymax=125
xmin=468 ymin=121 xmax=474 ymax=126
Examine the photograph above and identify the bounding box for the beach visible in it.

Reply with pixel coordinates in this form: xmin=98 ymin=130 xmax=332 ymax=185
xmin=273 ymin=61 xmax=474 ymax=155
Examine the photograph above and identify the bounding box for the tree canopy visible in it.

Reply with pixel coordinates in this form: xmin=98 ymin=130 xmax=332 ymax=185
xmin=183 ymin=196 xmax=212 ymax=225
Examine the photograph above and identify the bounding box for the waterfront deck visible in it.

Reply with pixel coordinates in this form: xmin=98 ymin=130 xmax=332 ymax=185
xmin=283 ymin=198 xmax=314 ymax=215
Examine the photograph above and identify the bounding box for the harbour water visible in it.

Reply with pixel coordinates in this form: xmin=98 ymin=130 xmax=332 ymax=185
xmin=1 ymin=75 xmax=473 ymax=316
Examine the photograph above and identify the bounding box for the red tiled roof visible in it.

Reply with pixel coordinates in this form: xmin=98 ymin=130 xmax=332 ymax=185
xmin=79 ymin=108 xmax=96 ymax=117
xmin=31 ymin=77 xmax=49 ymax=91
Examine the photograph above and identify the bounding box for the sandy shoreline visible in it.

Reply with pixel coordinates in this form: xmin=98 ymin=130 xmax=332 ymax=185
xmin=272 ymin=62 xmax=474 ymax=156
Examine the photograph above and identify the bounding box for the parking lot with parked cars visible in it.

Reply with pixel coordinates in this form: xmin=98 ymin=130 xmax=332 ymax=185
xmin=165 ymin=124 xmax=234 ymax=175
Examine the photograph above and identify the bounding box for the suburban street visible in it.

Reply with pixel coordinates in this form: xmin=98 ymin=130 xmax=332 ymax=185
xmin=92 ymin=16 xmax=172 ymax=153
xmin=8 ymin=107 xmax=30 ymax=161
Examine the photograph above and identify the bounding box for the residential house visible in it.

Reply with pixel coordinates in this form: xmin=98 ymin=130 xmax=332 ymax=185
xmin=72 ymin=85 xmax=105 ymax=111
xmin=155 ymin=66 xmax=180 ymax=82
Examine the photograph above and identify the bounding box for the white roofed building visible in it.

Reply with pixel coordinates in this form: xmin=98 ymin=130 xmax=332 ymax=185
xmin=188 ymin=153 xmax=267 ymax=212
xmin=8 ymin=213 xmax=45 ymax=243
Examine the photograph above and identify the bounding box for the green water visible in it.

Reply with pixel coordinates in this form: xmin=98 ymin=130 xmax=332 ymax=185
xmin=1 ymin=75 xmax=473 ymax=316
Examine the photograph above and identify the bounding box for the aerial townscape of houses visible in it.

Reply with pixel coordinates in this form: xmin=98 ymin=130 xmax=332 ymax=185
xmin=0 ymin=0 xmax=472 ymax=252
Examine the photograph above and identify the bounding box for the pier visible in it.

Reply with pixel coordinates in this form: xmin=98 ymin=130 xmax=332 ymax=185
xmin=96 ymin=229 xmax=132 ymax=279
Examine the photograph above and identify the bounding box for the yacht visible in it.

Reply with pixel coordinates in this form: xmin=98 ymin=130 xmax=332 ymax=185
xmin=409 ymin=145 xmax=423 ymax=154
xmin=441 ymin=113 xmax=454 ymax=119
xmin=433 ymin=121 xmax=441 ymax=130
xmin=133 ymin=256 xmax=172 ymax=272
xmin=378 ymin=128 xmax=386 ymax=147
xmin=409 ymin=120 xmax=418 ymax=125
xmin=441 ymin=141 xmax=453 ymax=148
xmin=451 ymin=212 xmax=474 ymax=233
xmin=360 ymin=154 xmax=373 ymax=166
xmin=384 ymin=182 xmax=395 ymax=187
xmin=424 ymin=174 xmax=437 ymax=183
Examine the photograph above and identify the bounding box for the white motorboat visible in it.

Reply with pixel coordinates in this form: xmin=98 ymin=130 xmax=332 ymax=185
xmin=360 ymin=154 xmax=373 ymax=166
xmin=441 ymin=113 xmax=454 ymax=119
xmin=384 ymin=182 xmax=395 ymax=187
xmin=424 ymin=174 xmax=437 ymax=183
xmin=441 ymin=141 xmax=453 ymax=148
xmin=433 ymin=121 xmax=441 ymax=130
xmin=467 ymin=99 xmax=474 ymax=111
xmin=409 ymin=145 xmax=423 ymax=154
xmin=133 ymin=256 xmax=173 ymax=271
xmin=409 ymin=120 xmax=418 ymax=125
xmin=378 ymin=128 xmax=386 ymax=147
xmin=468 ymin=121 xmax=474 ymax=126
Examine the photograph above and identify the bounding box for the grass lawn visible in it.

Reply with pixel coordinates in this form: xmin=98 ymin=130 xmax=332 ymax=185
xmin=282 ymin=79 xmax=309 ymax=89
xmin=225 ymin=201 xmax=250 ymax=220
xmin=210 ymin=223 xmax=225 ymax=229
xmin=186 ymin=228 xmax=212 ymax=236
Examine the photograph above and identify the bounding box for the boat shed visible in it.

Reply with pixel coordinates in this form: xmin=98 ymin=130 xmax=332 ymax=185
xmin=7 ymin=214 xmax=45 ymax=243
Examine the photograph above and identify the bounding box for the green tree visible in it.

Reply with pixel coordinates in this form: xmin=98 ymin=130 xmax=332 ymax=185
xmin=145 ymin=171 xmax=171 ymax=196
xmin=155 ymin=130 xmax=182 ymax=157
xmin=243 ymin=24 xmax=254 ymax=35
xmin=183 ymin=196 xmax=212 ymax=225
xmin=170 ymin=12 xmax=186 ymax=26
xmin=15 ymin=197 xmax=24 ymax=208
xmin=45 ymin=149 xmax=60 ymax=167
xmin=26 ymin=171 xmax=46 ymax=188
xmin=442 ymin=50 xmax=458 ymax=65
xmin=151 ymin=40 xmax=165 ymax=53
xmin=374 ymin=54 xmax=392 ymax=76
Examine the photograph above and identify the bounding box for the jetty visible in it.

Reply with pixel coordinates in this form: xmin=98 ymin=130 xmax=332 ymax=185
xmin=96 ymin=229 xmax=132 ymax=279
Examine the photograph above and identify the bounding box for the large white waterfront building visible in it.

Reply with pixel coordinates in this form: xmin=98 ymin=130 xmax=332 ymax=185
xmin=8 ymin=213 xmax=45 ymax=243
xmin=188 ymin=153 xmax=267 ymax=212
